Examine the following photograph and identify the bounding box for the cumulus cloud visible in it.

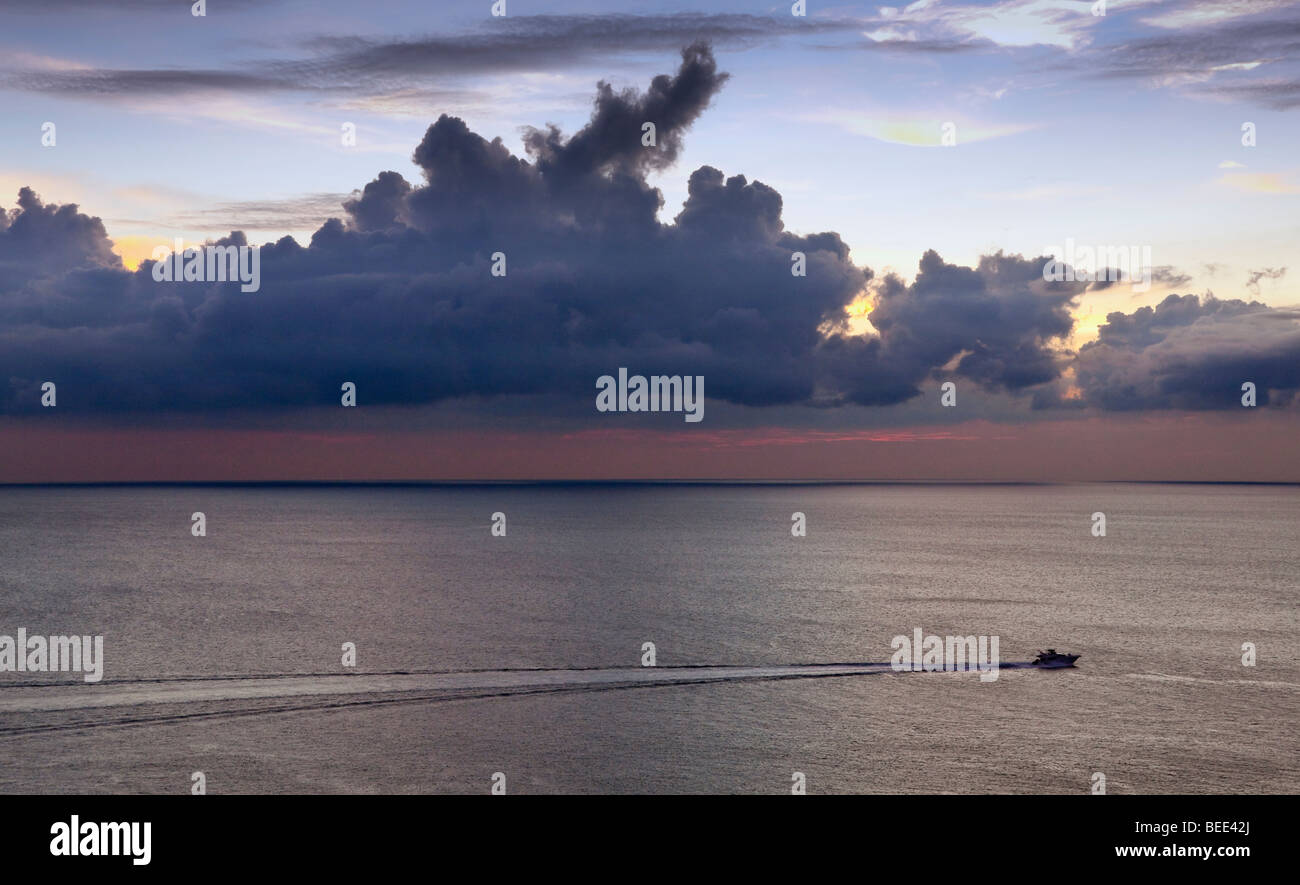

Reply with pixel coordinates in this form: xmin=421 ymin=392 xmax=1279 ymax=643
xmin=1 ymin=45 xmax=1288 ymax=418
xmin=862 ymin=250 xmax=1079 ymax=396
xmin=1038 ymin=294 xmax=1300 ymax=410
xmin=0 ymin=187 xmax=121 ymax=279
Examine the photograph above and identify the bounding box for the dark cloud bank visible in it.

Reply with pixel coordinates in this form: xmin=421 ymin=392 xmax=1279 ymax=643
xmin=2 ymin=45 xmax=1297 ymax=417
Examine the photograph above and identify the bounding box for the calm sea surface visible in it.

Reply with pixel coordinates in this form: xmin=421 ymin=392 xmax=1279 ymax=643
xmin=0 ymin=483 xmax=1296 ymax=793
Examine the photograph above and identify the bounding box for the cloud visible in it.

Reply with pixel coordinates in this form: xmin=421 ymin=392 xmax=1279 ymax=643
xmin=1083 ymin=12 xmax=1300 ymax=78
xmin=1 ymin=45 xmax=1108 ymax=419
xmin=3 ymin=68 xmax=294 ymax=96
xmin=521 ymin=41 xmax=730 ymax=177
xmin=1036 ymin=294 xmax=1300 ymax=410
xmin=1138 ymin=0 xmax=1297 ymax=30
xmin=169 ymin=193 xmax=355 ymax=233
xmin=1150 ymin=265 xmax=1193 ymax=288
xmin=1060 ymin=7 xmax=1300 ymax=109
xmin=860 ymin=0 xmax=1106 ymax=51
xmin=7 ymin=45 xmax=1294 ymax=420
xmin=0 ymin=187 xmax=121 ymax=281
xmin=853 ymin=250 xmax=1080 ymax=398
xmin=0 ymin=14 xmax=856 ymax=100
xmin=1246 ymin=266 xmax=1287 ymax=294
xmin=1216 ymin=171 xmax=1300 ymax=194
xmin=0 ymin=0 xmax=264 ymax=9
xmin=1195 ymin=78 xmax=1300 ymax=110
xmin=803 ymin=111 xmax=1033 ymax=146
xmin=831 ymin=36 xmax=992 ymax=54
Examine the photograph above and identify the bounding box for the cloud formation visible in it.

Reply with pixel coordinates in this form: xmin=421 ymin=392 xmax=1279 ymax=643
xmin=0 ymin=187 xmax=122 ymax=281
xmin=0 ymin=14 xmax=853 ymax=100
xmin=1040 ymin=294 xmax=1300 ymax=410
xmin=1247 ymin=266 xmax=1287 ymax=294
xmin=1067 ymin=6 xmax=1300 ymax=109
xmin=1 ymin=45 xmax=1296 ymax=419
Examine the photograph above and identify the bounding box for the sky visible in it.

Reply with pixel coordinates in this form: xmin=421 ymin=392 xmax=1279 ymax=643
xmin=1 ymin=0 xmax=1298 ymax=482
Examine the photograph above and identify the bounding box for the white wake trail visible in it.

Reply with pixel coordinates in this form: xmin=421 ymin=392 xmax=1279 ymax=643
xmin=0 ymin=663 xmax=898 ymax=715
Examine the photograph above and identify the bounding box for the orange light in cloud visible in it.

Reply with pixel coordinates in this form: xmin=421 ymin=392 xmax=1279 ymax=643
xmin=109 ymin=235 xmax=170 ymax=272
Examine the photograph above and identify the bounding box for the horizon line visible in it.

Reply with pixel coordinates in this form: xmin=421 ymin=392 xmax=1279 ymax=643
xmin=1 ymin=480 xmax=1297 ymax=488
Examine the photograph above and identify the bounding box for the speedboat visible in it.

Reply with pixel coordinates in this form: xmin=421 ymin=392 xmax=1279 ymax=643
xmin=1032 ymin=649 xmax=1080 ymax=668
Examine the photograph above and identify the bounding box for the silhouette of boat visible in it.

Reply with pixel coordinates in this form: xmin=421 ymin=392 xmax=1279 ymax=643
xmin=1032 ymin=649 xmax=1080 ymax=668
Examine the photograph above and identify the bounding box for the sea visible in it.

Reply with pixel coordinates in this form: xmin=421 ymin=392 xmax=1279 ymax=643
xmin=0 ymin=483 xmax=1295 ymax=794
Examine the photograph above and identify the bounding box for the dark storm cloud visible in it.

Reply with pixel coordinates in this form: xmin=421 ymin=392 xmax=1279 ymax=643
xmin=341 ymin=173 xmax=410 ymax=234
xmin=1036 ymin=294 xmax=1300 ymax=410
xmin=523 ymin=42 xmax=729 ymax=177
xmin=864 ymin=250 xmax=1080 ymax=398
xmin=0 ymin=187 xmax=121 ymax=282
xmin=3 ymin=44 xmax=1280 ymax=418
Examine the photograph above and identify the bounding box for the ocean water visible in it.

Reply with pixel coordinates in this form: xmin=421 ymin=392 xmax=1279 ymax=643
xmin=0 ymin=483 xmax=1295 ymax=794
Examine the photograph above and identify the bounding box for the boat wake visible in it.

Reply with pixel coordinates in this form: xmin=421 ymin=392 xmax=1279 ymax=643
xmin=0 ymin=660 xmax=1046 ymax=737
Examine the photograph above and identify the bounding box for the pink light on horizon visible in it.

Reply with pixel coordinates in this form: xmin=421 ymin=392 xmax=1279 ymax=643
xmin=0 ymin=411 xmax=1296 ymax=483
